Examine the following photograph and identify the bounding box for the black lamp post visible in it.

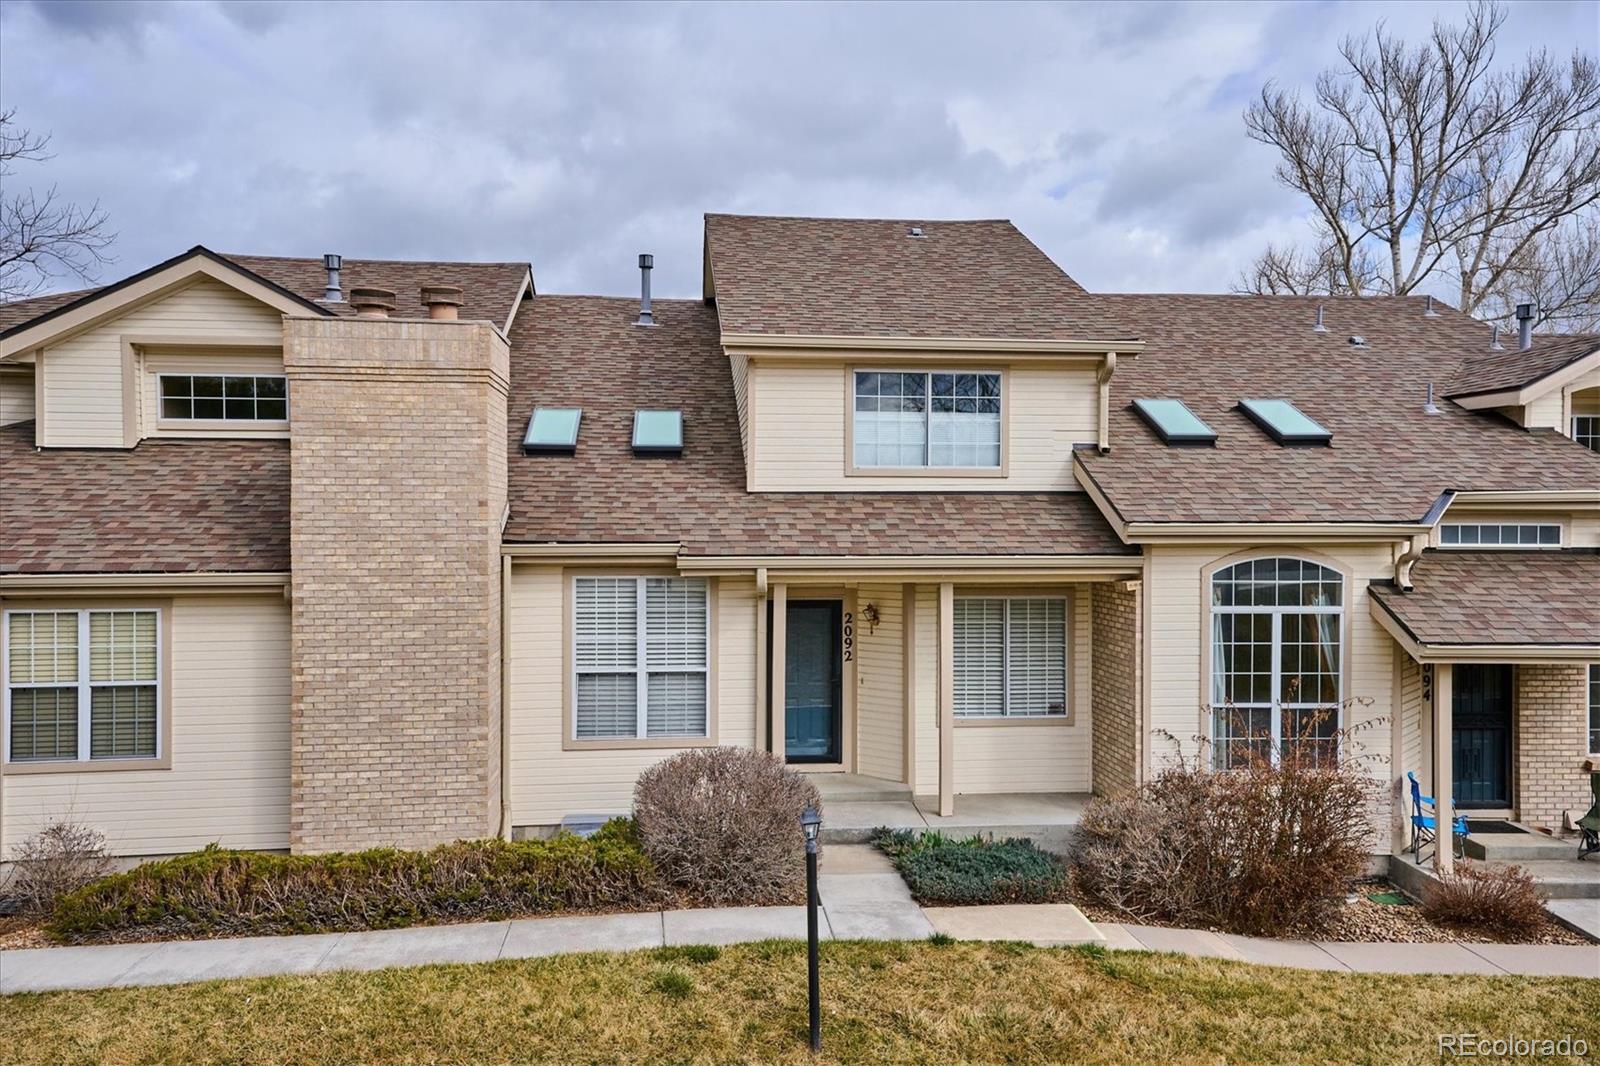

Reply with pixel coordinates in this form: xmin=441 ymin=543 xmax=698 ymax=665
xmin=800 ymin=805 xmax=822 ymax=1053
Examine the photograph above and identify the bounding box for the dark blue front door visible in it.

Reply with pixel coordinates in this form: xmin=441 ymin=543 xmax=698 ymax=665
xmin=1453 ymin=664 xmax=1512 ymax=809
xmin=785 ymin=601 xmax=841 ymax=763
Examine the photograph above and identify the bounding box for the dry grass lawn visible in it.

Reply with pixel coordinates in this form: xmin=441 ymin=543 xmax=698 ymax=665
xmin=3 ymin=940 xmax=1596 ymax=1064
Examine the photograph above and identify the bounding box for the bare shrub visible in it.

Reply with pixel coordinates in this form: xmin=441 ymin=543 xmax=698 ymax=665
xmin=1422 ymin=863 xmax=1548 ymax=939
xmin=1073 ymin=718 xmax=1375 ymax=935
xmin=9 ymin=821 xmax=113 ymax=914
xmin=633 ymin=747 xmax=822 ymax=906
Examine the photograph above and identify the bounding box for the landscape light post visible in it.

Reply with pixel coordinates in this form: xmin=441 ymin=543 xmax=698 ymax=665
xmin=800 ymin=805 xmax=822 ymax=1053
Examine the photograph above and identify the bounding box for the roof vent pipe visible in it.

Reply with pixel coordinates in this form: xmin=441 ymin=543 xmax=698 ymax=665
xmin=350 ymin=287 xmax=396 ymax=318
xmin=322 ymin=254 xmax=343 ymax=302
xmin=421 ymin=285 xmax=463 ymax=321
xmin=635 ymin=253 xmax=654 ymax=327
xmin=1424 ymin=295 xmax=1439 ymax=317
xmin=1423 ymin=381 xmax=1442 ymax=415
xmin=1490 ymin=326 xmax=1505 ymax=351
xmin=1312 ymin=304 xmax=1327 ymax=332
xmin=1515 ymin=302 xmax=1536 ymax=351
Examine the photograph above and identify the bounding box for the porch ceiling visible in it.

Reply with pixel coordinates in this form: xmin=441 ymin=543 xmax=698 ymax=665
xmin=1369 ymin=549 xmax=1600 ymax=663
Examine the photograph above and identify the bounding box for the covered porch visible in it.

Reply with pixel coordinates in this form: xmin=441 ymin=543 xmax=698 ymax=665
xmin=676 ymin=553 xmax=1145 ymax=821
xmin=1369 ymin=549 xmax=1600 ymax=874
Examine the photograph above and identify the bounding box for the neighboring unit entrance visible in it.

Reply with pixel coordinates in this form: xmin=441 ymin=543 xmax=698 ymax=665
xmin=1453 ymin=664 xmax=1513 ymax=809
xmin=783 ymin=600 xmax=843 ymax=763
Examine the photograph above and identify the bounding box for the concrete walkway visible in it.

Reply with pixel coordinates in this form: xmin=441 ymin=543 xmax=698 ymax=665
xmin=3 ymin=847 xmax=1595 ymax=995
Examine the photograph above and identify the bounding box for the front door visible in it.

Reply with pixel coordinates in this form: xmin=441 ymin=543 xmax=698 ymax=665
xmin=1453 ymin=664 xmax=1513 ymax=809
xmin=784 ymin=600 xmax=842 ymax=763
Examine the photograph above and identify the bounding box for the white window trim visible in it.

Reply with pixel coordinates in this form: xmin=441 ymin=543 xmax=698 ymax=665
xmin=1573 ymin=414 xmax=1600 ymax=453
xmin=953 ymin=594 xmax=1069 ymax=719
xmin=1209 ymin=560 xmax=1345 ymax=766
xmin=570 ymin=577 xmax=710 ymax=742
xmin=1439 ymin=523 xmax=1562 ymax=549
xmin=850 ymin=368 xmax=1004 ymax=472
xmin=3 ymin=608 xmax=163 ymax=766
xmin=157 ymin=372 xmax=289 ymax=424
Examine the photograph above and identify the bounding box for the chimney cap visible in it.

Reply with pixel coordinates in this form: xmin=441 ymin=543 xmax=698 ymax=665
xmin=323 ymin=253 xmax=343 ymax=271
xmin=420 ymin=284 xmax=464 ymax=306
xmin=349 ymin=287 xmax=397 ymax=316
xmin=638 ymin=253 xmax=654 ymax=270
xmin=1515 ymin=302 xmax=1536 ymax=320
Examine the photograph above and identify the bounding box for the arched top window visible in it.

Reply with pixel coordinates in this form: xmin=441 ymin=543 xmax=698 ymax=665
xmin=1209 ymin=557 xmax=1344 ymax=768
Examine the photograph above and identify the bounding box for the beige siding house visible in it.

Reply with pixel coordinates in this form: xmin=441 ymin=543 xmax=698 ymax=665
xmin=2 ymin=217 xmax=1597 ymax=882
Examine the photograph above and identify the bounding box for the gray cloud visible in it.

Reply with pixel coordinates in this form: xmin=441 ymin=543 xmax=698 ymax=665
xmin=1 ymin=0 xmax=1593 ymax=299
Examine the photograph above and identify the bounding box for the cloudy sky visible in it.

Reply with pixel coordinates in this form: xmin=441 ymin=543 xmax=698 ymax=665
xmin=2 ymin=0 xmax=1595 ymax=299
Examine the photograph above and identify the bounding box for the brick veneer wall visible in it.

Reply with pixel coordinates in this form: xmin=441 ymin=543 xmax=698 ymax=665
xmin=1090 ymin=580 xmax=1143 ymax=796
xmin=284 ymin=316 xmax=509 ymax=852
xmin=1514 ymin=663 xmax=1591 ymax=829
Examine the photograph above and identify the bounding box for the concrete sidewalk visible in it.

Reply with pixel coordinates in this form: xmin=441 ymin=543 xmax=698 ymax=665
xmin=3 ymin=847 xmax=1595 ymax=994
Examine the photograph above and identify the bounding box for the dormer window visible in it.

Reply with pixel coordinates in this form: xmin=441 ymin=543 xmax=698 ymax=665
xmin=852 ymin=370 xmax=1001 ymax=470
xmin=1239 ymin=399 xmax=1331 ymax=445
xmin=159 ymin=374 xmax=286 ymax=423
xmin=523 ymin=407 xmax=582 ymax=454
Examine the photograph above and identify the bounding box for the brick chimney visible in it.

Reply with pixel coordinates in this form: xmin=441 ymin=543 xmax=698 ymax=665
xmin=283 ymin=314 xmax=508 ymax=851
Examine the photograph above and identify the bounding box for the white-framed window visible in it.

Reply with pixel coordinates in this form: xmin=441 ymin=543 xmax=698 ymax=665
xmin=1440 ymin=523 xmax=1560 ymax=548
xmin=1210 ymin=558 xmax=1342 ymax=768
xmin=4 ymin=609 xmax=160 ymax=764
xmin=953 ymin=596 xmax=1067 ymax=718
xmin=1589 ymin=664 xmax=1600 ymax=755
xmin=159 ymin=374 xmax=287 ymax=422
xmin=1574 ymin=415 xmax=1600 ymax=453
xmin=852 ymin=370 xmax=1001 ymax=469
xmin=572 ymin=577 xmax=709 ymax=740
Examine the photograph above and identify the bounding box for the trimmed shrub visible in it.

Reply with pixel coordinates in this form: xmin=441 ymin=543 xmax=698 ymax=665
xmin=633 ymin=747 xmax=821 ymax=906
xmin=48 ymin=819 xmax=657 ymax=944
xmin=1422 ymin=863 xmax=1548 ymax=939
xmin=875 ymin=830 xmax=1068 ymax=905
xmin=8 ymin=821 xmax=114 ymax=915
xmin=1072 ymin=755 xmax=1372 ymax=935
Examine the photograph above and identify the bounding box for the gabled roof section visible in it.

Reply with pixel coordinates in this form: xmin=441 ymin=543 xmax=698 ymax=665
xmin=1074 ymin=294 xmax=1600 ymax=528
xmin=703 ymin=213 xmax=1132 ymax=345
xmin=1444 ymin=332 xmax=1600 ymax=402
xmin=0 ymin=246 xmax=332 ymax=358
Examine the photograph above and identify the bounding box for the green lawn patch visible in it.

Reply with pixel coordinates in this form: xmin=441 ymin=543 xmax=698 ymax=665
xmin=2 ymin=941 xmax=1595 ymax=1065
xmin=873 ymin=829 xmax=1068 ymax=905
xmin=48 ymin=819 xmax=660 ymax=944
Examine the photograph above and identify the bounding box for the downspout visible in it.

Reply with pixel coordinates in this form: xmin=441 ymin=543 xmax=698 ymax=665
xmin=500 ymin=554 xmax=513 ymax=840
xmin=1096 ymin=352 xmax=1118 ymax=453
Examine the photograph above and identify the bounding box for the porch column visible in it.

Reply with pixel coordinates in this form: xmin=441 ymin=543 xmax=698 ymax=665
xmin=770 ymin=582 xmax=787 ymax=764
xmin=1432 ymin=663 xmax=1454 ymax=874
xmin=754 ymin=576 xmax=768 ymax=754
xmin=938 ymin=581 xmax=955 ymax=817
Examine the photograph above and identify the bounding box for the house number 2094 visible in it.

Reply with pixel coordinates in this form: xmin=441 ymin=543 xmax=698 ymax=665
xmin=842 ymin=612 xmax=854 ymax=662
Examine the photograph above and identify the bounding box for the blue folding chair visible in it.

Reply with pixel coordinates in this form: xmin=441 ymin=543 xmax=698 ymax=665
xmin=1408 ymin=771 xmax=1469 ymax=860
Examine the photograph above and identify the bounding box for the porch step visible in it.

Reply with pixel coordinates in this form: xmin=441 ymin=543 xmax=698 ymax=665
xmin=1487 ymin=859 xmax=1600 ymax=900
xmin=1463 ymin=829 xmax=1581 ymax=862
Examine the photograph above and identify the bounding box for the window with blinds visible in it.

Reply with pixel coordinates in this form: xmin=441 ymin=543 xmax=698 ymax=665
xmin=573 ymin=577 xmax=709 ymax=740
xmin=5 ymin=609 xmax=160 ymax=764
xmin=953 ymin=597 xmax=1067 ymax=718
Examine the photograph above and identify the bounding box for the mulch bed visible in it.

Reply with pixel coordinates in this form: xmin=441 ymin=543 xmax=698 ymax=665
xmin=0 ymin=914 xmax=49 ymax=951
xmin=1072 ymin=877 xmax=1589 ymax=946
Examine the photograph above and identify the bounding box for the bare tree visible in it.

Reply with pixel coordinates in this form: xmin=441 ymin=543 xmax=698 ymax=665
xmin=1236 ymin=2 xmax=1600 ymax=329
xmin=1477 ymin=215 xmax=1600 ymax=332
xmin=0 ymin=109 xmax=116 ymax=303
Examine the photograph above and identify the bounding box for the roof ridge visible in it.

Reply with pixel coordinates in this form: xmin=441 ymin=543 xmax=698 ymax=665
xmin=704 ymin=211 xmax=1013 ymax=225
xmin=221 ymin=252 xmax=530 ymax=268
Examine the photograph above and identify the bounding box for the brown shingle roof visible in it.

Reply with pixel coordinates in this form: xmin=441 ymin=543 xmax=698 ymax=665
xmin=503 ymin=296 xmax=1132 ymax=557
xmin=703 ymin=213 xmax=1124 ymax=342
xmin=1369 ymin=550 xmax=1600 ymax=647
xmin=1075 ymin=294 xmax=1600 ymax=525
xmin=0 ymin=421 xmax=288 ymax=574
xmin=0 ymin=288 xmax=99 ymax=331
xmin=1445 ymin=332 xmax=1599 ymax=398
xmin=224 ymin=254 xmax=529 ymax=326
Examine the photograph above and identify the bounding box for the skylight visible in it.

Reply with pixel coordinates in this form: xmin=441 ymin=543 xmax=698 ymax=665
xmin=523 ymin=407 xmax=581 ymax=454
xmin=1131 ymin=398 xmax=1217 ymax=445
xmin=632 ymin=409 xmax=683 ymax=455
xmin=1238 ymin=399 xmax=1332 ymax=445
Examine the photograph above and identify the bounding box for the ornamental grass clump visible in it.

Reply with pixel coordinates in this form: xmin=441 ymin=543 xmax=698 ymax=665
xmin=633 ymin=747 xmax=822 ymax=906
xmin=1072 ymin=721 xmax=1375 ymax=935
xmin=47 ymin=819 xmax=658 ymax=944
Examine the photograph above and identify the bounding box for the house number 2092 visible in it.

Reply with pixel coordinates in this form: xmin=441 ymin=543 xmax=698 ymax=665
xmin=842 ymin=612 xmax=854 ymax=662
